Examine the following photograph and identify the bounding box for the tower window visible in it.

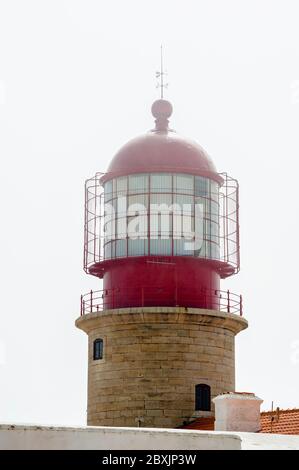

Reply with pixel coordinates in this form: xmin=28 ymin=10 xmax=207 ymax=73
xmin=93 ymin=338 xmax=103 ymax=360
xmin=195 ymin=384 xmax=211 ymax=411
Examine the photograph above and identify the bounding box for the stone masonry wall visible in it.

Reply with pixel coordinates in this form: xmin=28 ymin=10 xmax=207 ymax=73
xmin=76 ymin=308 xmax=247 ymax=428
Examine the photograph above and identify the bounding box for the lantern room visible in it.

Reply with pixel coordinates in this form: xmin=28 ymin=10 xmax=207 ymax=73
xmin=83 ymin=100 xmax=240 ymax=311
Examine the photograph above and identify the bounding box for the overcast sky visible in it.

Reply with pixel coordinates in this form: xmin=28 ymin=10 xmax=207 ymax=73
xmin=0 ymin=0 xmax=299 ymax=425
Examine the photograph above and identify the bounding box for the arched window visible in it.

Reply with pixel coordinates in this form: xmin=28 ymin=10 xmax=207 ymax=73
xmin=195 ymin=384 xmax=211 ymax=411
xmin=93 ymin=338 xmax=103 ymax=360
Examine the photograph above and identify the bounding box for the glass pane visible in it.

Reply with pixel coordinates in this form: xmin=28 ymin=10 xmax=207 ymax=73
xmin=104 ymin=241 xmax=112 ymax=259
xmin=174 ymin=194 xmax=194 ymax=215
xmin=150 ymin=216 xmax=160 ymax=239
xmin=195 ymin=176 xmax=209 ymax=196
xmin=128 ymin=194 xmax=148 ymax=211
xmin=174 ymin=174 xmax=194 ymax=194
xmin=116 ymin=217 xmax=127 ymax=239
xmin=211 ymin=201 xmax=219 ymax=223
xmin=127 ymin=215 xmax=147 ymax=239
xmin=116 ymin=239 xmax=127 ymax=257
xmin=150 ymin=173 xmax=172 ymax=192
xmin=113 ymin=179 xmax=117 ymax=196
xmin=173 ymin=239 xmax=193 ymax=256
xmin=210 ymin=181 xmax=219 ymax=202
xmin=128 ymin=174 xmax=148 ymax=194
xmin=104 ymin=180 xmax=113 ymax=202
xmin=150 ymin=194 xmax=172 ymax=240
xmin=182 ymin=215 xmax=194 ymax=239
xmin=110 ymin=240 xmax=116 ymax=258
xmin=150 ymin=239 xmax=172 ymax=255
xmin=211 ymin=221 xmax=219 ymax=237
xmin=128 ymin=239 xmax=147 ymax=256
xmin=150 ymin=193 xmax=172 ymax=205
xmin=204 ymin=199 xmax=211 ymax=219
xmin=116 ymin=195 xmax=127 ymax=219
xmin=205 ymin=218 xmax=211 ymax=238
xmin=205 ymin=240 xmax=211 ymax=258
xmin=116 ymin=176 xmax=127 ymax=196
xmin=173 ymin=213 xmax=182 ymax=239
xmin=104 ymin=217 xmax=115 ymax=243
xmin=211 ymin=242 xmax=220 ymax=260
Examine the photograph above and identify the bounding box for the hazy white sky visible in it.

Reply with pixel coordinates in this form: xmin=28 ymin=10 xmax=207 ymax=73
xmin=0 ymin=0 xmax=299 ymax=425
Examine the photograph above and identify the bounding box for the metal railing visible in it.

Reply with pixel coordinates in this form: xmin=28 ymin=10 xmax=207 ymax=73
xmin=84 ymin=172 xmax=240 ymax=276
xmin=80 ymin=287 xmax=243 ymax=316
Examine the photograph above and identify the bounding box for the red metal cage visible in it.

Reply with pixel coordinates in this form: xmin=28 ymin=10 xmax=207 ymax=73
xmin=83 ymin=171 xmax=240 ymax=277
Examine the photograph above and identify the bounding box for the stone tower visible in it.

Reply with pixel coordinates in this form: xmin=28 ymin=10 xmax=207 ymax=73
xmin=76 ymin=99 xmax=248 ymax=428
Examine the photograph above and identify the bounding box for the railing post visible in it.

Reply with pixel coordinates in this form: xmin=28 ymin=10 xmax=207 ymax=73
xmin=227 ymin=289 xmax=230 ymax=313
xmin=215 ymin=290 xmax=219 ymax=311
xmin=240 ymin=294 xmax=243 ymax=317
xmin=90 ymin=289 xmax=93 ymax=313
xmin=80 ymin=295 xmax=83 ymax=316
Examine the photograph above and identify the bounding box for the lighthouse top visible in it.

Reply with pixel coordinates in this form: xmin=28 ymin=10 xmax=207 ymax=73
xmin=101 ymin=100 xmax=219 ymax=184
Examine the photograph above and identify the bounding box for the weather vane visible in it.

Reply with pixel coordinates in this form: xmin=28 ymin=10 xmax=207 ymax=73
xmin=156 ymin=45 xmax=168 ymax=99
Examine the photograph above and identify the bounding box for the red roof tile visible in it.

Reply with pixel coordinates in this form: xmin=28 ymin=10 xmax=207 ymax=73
xmin=179 ymin=409 xmax=299 ymax=435
xmin=260 ymin=409 xmax=299 ymax=435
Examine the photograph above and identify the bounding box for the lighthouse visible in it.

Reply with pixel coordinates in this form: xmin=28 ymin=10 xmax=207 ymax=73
xmin=76 ymin=98 xmax=248 ymax=428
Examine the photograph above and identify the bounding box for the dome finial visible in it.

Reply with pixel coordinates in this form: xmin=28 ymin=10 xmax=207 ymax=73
xmin=151 ymin=99 xmax=173 ymax=131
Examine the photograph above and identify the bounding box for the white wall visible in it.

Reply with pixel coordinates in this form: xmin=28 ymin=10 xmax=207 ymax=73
xmin=1 ymin=424 xmax=299 ymax=450
xmin=213 ymin=393 xmax=263 ymax=432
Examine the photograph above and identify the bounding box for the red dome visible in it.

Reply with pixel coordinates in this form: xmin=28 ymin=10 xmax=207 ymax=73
xmin=105 ymin=131 xmax=217 ymax=175
xmin=101 ymin=100 xmax=220 ymax=183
